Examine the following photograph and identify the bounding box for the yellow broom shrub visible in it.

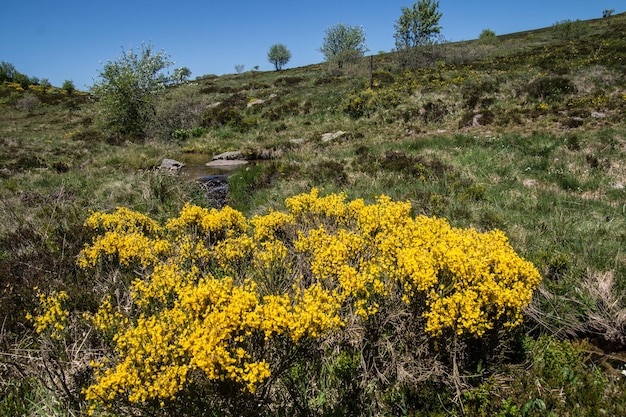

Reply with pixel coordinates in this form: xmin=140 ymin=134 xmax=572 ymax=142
xmin=30 ymin=189 xmax=540 ymax=412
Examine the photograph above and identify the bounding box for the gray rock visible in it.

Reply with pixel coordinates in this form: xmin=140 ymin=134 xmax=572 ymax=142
xmin=160 ymin=158 xmax=185 ymax=171
xmin=213 ymin=151 xmax=244 ymax=160
xmin=206 ymin=159 xmax=248 ymax=169
xmin=247 ymin=99 xmax=265 ymax=108
xmin=591 ymin=111 xmax=607 ymax=118
xmin=321 ymin=131 xmax=347 ymax=142
xmin=290 ymin=138 xmax=306 ymax=144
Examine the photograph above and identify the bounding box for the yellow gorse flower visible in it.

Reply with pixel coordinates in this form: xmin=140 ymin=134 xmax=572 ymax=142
xmin=73 ymin=189 xmax=541 ymax=410
xmin=27 ymin=289 xmax=69 ymax=340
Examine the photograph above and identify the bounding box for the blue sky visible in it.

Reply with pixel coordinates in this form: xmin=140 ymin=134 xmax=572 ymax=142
xmin=1 ymin=1 xmax=622 ymax=90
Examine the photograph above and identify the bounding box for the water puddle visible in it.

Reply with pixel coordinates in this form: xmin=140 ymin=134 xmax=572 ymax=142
xmin=175 ymin=153 xmax=247 ymax=208
xmin=177 ymin=153 xmax=228 ymax=180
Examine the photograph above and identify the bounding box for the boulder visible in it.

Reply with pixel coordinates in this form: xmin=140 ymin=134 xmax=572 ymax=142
xmin=206 ymin=159 xmax=248 ymax=169
xmin=160 ymin=158 xmax=184 ymax=171
xmin=212 ymin=151 xmax=244 ymax=160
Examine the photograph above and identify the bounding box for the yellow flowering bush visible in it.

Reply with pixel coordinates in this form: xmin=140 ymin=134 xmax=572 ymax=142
xmin=27 ymin=189 xmax=540 ymax=413
xmin=26 ymin=289 xmax=69 ymax=340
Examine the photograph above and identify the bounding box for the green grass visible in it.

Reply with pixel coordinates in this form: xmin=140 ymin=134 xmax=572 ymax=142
xmin=2 ymin=11 xmax=626 ymax=417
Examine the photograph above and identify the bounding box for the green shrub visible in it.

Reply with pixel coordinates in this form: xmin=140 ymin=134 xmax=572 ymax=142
xmin=422 ymin=100 xmax=449 ymax=123
xmin=552 ymin=19 xmax=588 ymax=41
xmin=478 ymin=28 xmax=498 ymax=45
xmin=526 ymin=76 xmax=576 ymax=101
xmin=61 ymin=80 xmax=75 ymax=95
xmin=274 ymin=76 xmax=304 ymax=86
xmin=201 ymin=93 xmax=257 ymax=131
xmin=461 ymin=79 xmax=499 ymax=109
xmin=202 ymin=106 xmax=243 ymax=128
xmin=263 ymin=98 xmax=302 ymax=121
xmin=307 ymin=159 xmax=348 ymax=186
xmin=90 ymin=42 xmax=173 ymax=139
xmin=525 ymin=336 xmax=609 ymax=414
xmin=343 ymin=87 xmax=403 ymax=118
xmin=149 ymin=85 xmax=209 ymax=140
xmin=372 ymin=70 xmax=395 ymax=86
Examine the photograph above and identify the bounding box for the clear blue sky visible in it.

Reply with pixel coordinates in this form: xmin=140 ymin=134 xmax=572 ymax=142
xmin=1 ymin=1 xmax=622 ymax=90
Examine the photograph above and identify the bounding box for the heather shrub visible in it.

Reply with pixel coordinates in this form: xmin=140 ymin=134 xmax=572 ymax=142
xmin=14 ymin=92 xmax=41 ymax=111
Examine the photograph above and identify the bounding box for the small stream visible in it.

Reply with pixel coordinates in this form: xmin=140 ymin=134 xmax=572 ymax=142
xmin=176 ymin=153 xmax=229 ymax=179
xmin=175 ymin=153 xmax=245 ymax=208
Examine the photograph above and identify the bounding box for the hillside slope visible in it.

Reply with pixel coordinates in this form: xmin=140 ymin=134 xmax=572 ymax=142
xmin=1 ymin=12 xmax=626 ymax=417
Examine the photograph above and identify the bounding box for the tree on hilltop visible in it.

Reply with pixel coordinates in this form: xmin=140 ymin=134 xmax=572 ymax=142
xmin=62 ymin=80 xmax=75 ymax=95
xmin=172 ymin=67 xmax=191 ymax=84
xmin=394 ymin=0 xmax=443 ymax=49
xmin=267 ymin=44 xmax=292 ymax=71
xmin=0 ymin=61 xmax=17 ymax=83
xmin=319 ymin=23 xmax=368 ymax=69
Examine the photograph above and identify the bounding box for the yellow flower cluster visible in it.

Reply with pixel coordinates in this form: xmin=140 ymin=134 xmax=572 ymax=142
xmin=4 ymin=81 xmax=24 ymax=92
xmin=286 ymin=190 xmax=540 ymax=335
xmin=78 ymin=207 xmax=171 ymax=268
xmin=285 ymin=188 xmax=352 ymax=225
xmin=77 ymin=189 xmax=541 ymax=409
xmin=26 ymin=289 xmax=69 ymax=340
xmin=165 ymin=203 xmax=248 ymax=239
xmin=83 ymin=296 xmax=127 ymax=336
xmin=84 ymin=275 xmax=341 ymax=405
xmin=85 ymin=207 xmax=162 ymax=234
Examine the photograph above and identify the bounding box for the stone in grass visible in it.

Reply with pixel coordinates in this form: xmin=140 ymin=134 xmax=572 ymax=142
xmin=321 ymin=131 xmax=347 ymax=142
xmin=160 ymin=158 xmax=185 ymax=172
xmin=206 ymin=159 xmax=248 ymax=169
xmin=247 ymin=99 xmax=265 ymax=108
xmin=212 ymin=151 xmax=244 ymax=160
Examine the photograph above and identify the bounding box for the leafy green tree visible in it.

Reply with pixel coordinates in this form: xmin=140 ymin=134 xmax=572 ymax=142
xmin=172 ymin=67 xmax=192 ymax=84
xmin=0 ymin=61 xmax=17 ymax=82
xmin=319 ymin=23 xmax=368 ymax=69
xmin=39 ymin=78 xmax=51 ymax=92
xmin=267 ymin=43 xmax=292 ymax=71
xmin=478 ymin=28 xmax=498 ymax=44
xmin=91 ymin=43 xmax=173 ymax=138
xmin=394 ymin=0 xmax=443 ymax=49
xmin=13 ymin=72 xmax=31 ymax=89
xmin=62 ymin=80 xmax=76 ymax=95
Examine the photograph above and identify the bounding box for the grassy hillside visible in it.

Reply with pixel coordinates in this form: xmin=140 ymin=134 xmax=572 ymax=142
xmin=1 ymin=12 xmax=626 ymax=417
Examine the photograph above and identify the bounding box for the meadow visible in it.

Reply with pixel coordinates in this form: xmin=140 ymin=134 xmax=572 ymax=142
xmin=1 ymin=12 xmax=626 ymax=417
